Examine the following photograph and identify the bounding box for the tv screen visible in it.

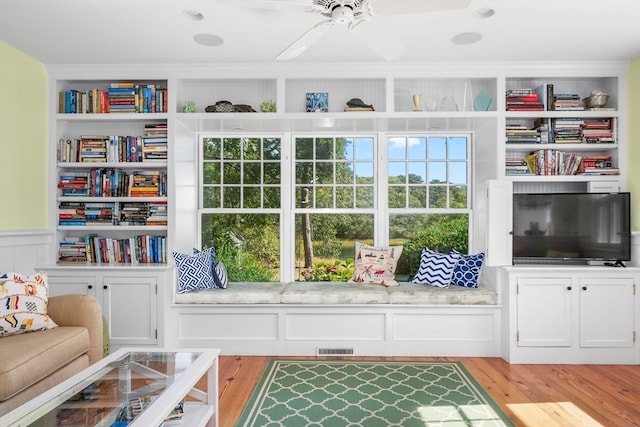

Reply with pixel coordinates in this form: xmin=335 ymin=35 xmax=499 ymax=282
xmin=512 ymin=192 xmax=631 ymax=264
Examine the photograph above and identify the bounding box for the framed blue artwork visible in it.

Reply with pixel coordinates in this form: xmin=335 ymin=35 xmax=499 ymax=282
xmin=306 ymin=92 xmax=328 ymax=112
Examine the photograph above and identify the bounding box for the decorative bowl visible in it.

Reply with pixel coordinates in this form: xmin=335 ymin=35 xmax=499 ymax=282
xmin=583 ymin=94 xmax=609 ymax=108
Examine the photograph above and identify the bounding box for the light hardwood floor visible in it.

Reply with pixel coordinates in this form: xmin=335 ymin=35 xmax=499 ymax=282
xmin=217 ymin=356 xmax=640 ymax=427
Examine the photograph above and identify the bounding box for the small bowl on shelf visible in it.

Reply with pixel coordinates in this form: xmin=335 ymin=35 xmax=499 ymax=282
xmin=583 ymin=93 xmax=609 ymax=109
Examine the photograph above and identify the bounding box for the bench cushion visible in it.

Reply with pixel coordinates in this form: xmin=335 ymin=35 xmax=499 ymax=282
xmin=281 ymin=282 xmax=390 ymax=304
xmin=174 ymin=282 xmax=288 ymax=304
xmin=388 ymin=282 xmax=498 ymax=305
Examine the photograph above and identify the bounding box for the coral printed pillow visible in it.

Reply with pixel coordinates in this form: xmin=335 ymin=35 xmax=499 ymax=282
xmin=0 ymin=272 xmax=58 ymax=336
xmin=349 ymin=242 xmax=403 ymax=287
xmin=450 ymin=250 xmax=485 ymax=288
xmin=411 ymin=248 xmax=460 ymax=288
xmin=173 ymin=250 xmax=217 ymax=293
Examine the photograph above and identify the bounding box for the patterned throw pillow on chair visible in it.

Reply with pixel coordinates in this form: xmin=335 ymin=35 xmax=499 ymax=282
xmin=411 ymin=248 xmax=460 ymax=288
xmin=449 ymin=250 xmax=485 ymax=288
xmin=0 ymin=271 xmax=58 ymax=336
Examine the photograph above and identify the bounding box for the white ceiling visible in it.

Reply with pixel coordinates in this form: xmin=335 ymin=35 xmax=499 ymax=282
xmin=1 ymin=0 xmax=640 ymax=65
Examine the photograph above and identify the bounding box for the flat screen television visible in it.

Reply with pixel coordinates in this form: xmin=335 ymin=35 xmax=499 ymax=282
xmin=512 ymin=192 xmax=631 ymax=265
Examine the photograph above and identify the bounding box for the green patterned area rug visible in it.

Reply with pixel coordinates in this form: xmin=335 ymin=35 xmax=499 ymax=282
xmin=237 ymin=360 xmax=515 ymax=427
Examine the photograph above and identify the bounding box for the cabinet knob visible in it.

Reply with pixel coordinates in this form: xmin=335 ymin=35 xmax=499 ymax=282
xmin=103 ymin=285 xmax=108 ymax=290
xmin=566 ymin=286 xmax=572 ymax=291
xmin=88 ymin=285 xmax=93 ymax=290
xmin=582 ymin=286 xmax=587 ymax=291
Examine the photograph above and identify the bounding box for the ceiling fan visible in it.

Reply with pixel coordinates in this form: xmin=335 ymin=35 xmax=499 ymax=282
xmin=271 ymin=0 xmax=472 ymax=60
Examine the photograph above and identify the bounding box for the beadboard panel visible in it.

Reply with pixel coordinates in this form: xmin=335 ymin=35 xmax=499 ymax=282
xmin=0 ymin=230 xmax=52 ymax=273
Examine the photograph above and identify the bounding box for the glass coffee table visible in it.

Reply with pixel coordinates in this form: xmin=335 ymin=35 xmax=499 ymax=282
xmin=0 ymin=348 xmax=219 ymax=427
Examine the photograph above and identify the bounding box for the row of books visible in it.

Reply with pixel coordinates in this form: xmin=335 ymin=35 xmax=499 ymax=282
xmin=507 ymin=84 xmax=612 ymax=111
xmin=506 ymin=118 xmax=616 ymax=144
xmin=58 ymin=234 xmax=167 ymax=264
xmin=57 ymin=134 xmax=167 ymax=163
xmin=505 ymin=151 xmax=618 ymax=176
xmin=58 ymin=169 xmax=167 ymax=197
xmin=58 ymin=83 xmax=168 ymax=114
xmin=58 ymin=201 xmax=167 ymax=226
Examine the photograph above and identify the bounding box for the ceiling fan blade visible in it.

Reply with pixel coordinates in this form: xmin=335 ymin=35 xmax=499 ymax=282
xmin=277 ymin=20 xmax=334 ymax=60
xmin=365 ymin=0 xmax=471 ymax=16
xmin=349 ymin=19 xmax=406 ymax=61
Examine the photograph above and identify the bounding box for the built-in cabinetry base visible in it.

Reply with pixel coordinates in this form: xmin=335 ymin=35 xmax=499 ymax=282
xmin=42 ymin=265 xmax=172 ymax=350
xmin=501 ymin=266 xmax=639 ymax=364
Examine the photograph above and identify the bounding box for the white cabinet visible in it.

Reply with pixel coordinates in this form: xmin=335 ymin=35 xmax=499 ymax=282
xmin=516 ymin=277 xmax=573 ymax=347
xmin=579 ymin=277 xmax=635 ymax=348
xmin=502 ymin=266 xmax=639 ymax=364
xmin=44 ymin=266 xmax=171 ymax=349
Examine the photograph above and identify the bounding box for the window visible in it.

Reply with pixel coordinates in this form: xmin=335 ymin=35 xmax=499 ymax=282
xmin=199 ymin=133 xmax=472 ymax=282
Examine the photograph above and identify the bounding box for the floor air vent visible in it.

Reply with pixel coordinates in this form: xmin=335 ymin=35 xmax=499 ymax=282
xmin=316 ymin=347 xmax=354 ymax=356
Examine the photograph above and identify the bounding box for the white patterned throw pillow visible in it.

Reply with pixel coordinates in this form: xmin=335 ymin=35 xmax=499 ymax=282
xmin=348 ymin=241 xmax=403 ymax=287
xmin=0 ymin=272 xmax=58 ymax=336
xmin=449 ymin=249 xmax=485 ymax=288
xmin=173 ymin=250 xmax=217 ymax=293
xmin=411 ymin=248 xmax=460 ymax=288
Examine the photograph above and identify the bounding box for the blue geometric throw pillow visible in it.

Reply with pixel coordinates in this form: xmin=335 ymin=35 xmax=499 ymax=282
xmin=193 ymin=247 xmax=217 ymax=281
xmin=173 ymin=250 xmax=216 ymax=293
xmin=449 ymin=250 xmax=485 ymax=288
xmin=411 ymin=247 xmax=460 ymax=288
xmin=214 ymin=261 xmax=228 ymax=289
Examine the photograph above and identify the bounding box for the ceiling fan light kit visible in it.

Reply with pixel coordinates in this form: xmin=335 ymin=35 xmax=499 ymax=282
xmin=276 ymin=0 xmax=472 ymax=61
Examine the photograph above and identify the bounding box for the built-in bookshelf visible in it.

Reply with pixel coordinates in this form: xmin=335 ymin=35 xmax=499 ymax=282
xmin=53 ymin=80 xmax=169 ymax=266
xmin=504 ymin=76 xmax=621 ymax=183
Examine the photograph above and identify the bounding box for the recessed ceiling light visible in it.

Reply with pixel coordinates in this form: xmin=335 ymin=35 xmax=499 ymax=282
xmin=452 ymin=32 xmax=483 ymax=45
xmin=473 ymin=8 xmax=495 ymax=19
xmin=194 ymin=33 xmax=224 ymax=47
xmin=182 ymin=9 xmax=204 ymax=21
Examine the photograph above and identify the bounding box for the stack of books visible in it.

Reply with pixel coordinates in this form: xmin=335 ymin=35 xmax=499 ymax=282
xmin=142 ymin=123 xmax=168 ymax=161
xmin=505 ymin=89 xmax=544 ymax=111
xmin=582 ymin=118 xmax=615 ymax=143
xmin=505 ymin=124 xmax=539 ymax=143
xmin=581 ymin=155 xmax=619 ymax=175
xmin=505 ymin=157 xmax=532 ymax=175
xmin=553 ymin=93 xmax=584 ymax=111
xmin=552 ymin=118 xmax=584 ymax=144
xmin=79 ymin=136 xmax=109 ymax=162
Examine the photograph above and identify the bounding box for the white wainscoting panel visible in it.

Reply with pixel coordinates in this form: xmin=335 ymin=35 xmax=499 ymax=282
xmin=0 ymin=230 xmax=52 ymax=273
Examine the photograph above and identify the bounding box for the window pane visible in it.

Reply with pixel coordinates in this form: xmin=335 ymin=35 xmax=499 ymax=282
xmin=263 ymin=163 xmax=280 ymax=184
xmin=407 ymin=137 xmax=427 ymax=160
xmin=315 ymin=186 xmax=333 ymax=208
xmin=449 ymin=137 xmax=468 ymax=160
xmin=223 ymin=187 xmax=241 ymax=208
xmin=355 ymin=187 xmax=374 ymax=208
xmin=315 ymin=138 xmax=334 ymax=160
xmin=427 ymin=137 xmax=447 ymax=159
xmin=450 ymin=185 xmax=468 ymax=208
xmin=264 ymin=138 xmax=281 ymax=160
xmin=296 ymin=138 xmax=313 ymax=159
xmin=355 ymin=162 xmax=374 ymax=184
xmin=202 ymin=162 xmax=220 ymax=185
xmin=389 ymin=213 xmax=469 ymax=281
xmin=243 ymin=138 xmax=261 ymax=160
xmin=202 ymin=186 xmax=220 ymax=208
xmin=244 ymin=163 xmax=261 ymax=185
xmin=336 ymin=163 xmax=354 ymax=185
xmin=408 ymin=162 xmax=426 ymax=183
xmin=428 ymin=186 xmax=447 ymax=208
xmin=388 ymin=162 xmax=406 ymax=184
xmin=203 ymin=138 xmax=221 ymax=160
xmin=201 ymin=213 xmax=280 ymax=282
xmin=243 ymin=187 xmax=261 ymax=208
xmin=355 ymin=137 xmax=374 ymax=160
xmin=388 ymin=137 xmax=406 ymax=159
xmin=223 ymin=162 xmax=241 ymax=184
xmin=428 ymin=162 xmax=447 ymax=183
xmin=336 ymin=187 xmax=354 ymax=208
xmin=264 ymin=187 xmax=280 ymax=209
xmin=340 ymin=138 xmax=354 ymax=160
xmin=449 ymin=162 xmax=467 ymax=185
xmin=408 ymin=186 xmax=426 ymax=208
xmin=223 ymin=138 xmax=240 ymax=159
xmin=295 ymin=213 xmax=373 ymax=281
xmin=388 ymin=186 xmax=406 ymax=209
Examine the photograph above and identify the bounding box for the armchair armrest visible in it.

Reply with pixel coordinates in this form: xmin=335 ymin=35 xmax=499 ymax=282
xmin=47 ymin=294 xmax=103 ymax=365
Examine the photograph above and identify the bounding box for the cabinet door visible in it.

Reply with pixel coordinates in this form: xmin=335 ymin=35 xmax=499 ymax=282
xmin=517 ymin=278 xmax=573 ymax=347
xmin=47 ymin=275 xmax=97 ymax=299
xmin=104 ymin=276 xmax=157 ymax=346
xmin=579 ymin=277 xmax=635 ymax=348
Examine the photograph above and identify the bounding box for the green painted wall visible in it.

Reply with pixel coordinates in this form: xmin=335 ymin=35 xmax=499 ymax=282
xmin=628 ymin=58 xmax=640 ymax=231
xmin=0 ymin=41 xmax=48 ymax=230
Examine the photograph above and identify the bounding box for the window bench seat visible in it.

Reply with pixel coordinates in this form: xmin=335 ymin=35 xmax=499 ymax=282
xmin=173 ymin=282 xmax=499 ymax=305
xmin=168 ymin=281 xmax=502 ymax=357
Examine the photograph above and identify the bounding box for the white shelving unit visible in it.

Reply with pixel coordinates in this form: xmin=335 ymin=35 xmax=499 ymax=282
xmin=43 ymin=62 xmax=632 ymax=362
